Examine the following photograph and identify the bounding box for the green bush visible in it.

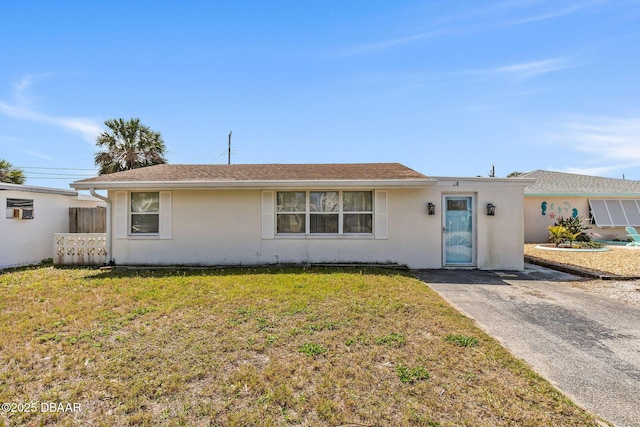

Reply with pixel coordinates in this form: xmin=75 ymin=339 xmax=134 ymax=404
xmin=554 ymin=216 xmax=591 ymax=242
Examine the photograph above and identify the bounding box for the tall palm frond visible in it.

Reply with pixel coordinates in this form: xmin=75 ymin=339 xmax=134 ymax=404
xmin=94 ymin=118 xmax=167 ymax=174
xmin=0 ymin=159 xmax=26 ymax=184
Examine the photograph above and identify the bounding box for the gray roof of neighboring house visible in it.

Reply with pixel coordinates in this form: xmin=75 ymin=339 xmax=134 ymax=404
xmin=71 ymin=163 xmax=436 ymax=190
xmin=519 ymin=170 xmax=640 ymax=196
xmin=0 ymin=182 xmax=78 ymax=196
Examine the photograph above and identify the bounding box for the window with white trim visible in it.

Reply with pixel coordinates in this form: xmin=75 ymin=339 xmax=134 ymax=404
xmin=276 ymin=191 xmax=373 ymax=235
xmin=343 ymin=191 xmax=373 ymax=233
xmin=130 ymin=192 xmax=159 ymax=234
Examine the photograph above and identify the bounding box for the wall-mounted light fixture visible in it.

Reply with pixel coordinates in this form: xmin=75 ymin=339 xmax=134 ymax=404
xmin=486 ymin=203 xmax=496 ymax=216
xmin=427 ymin=202 xmax=436 ymax=215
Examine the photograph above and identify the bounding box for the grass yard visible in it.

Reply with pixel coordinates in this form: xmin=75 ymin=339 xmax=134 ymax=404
xmin=0 ymin=266 xmax=601 ymax=426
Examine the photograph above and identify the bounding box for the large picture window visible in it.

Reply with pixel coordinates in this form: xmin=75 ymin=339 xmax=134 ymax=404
xmin=130 ymin=192 xmax=159 ymax=234
xmin=276 ymin=191 xmax=373 ymax=235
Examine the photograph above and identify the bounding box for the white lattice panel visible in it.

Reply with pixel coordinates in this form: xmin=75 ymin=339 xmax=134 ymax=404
xmin=54 ymin=233 xmax=107 ymax=265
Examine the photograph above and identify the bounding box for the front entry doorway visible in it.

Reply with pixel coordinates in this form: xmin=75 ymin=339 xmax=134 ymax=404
xmin=442 ymin=195 xmax=476 ymax=267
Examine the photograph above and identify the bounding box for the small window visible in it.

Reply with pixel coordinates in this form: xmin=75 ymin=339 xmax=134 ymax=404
xmin=6 ymin=198 xmax=34 ymax=220
xmin=343 ymin=191 xmax=373 ymax=233
xmin=130 ymin=192 xmax=159 ymax=234
xmin=310 ymin=191 xmax=338 ymax=233
xmin=447 ymin=200 xmax=467 ymax=211
xmin=276 ymin=191 xmax=306 ymax=233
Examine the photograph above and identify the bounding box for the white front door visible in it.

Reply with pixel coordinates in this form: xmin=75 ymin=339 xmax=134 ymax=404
xmin=442 ymin=195 xmax=476 ymax=267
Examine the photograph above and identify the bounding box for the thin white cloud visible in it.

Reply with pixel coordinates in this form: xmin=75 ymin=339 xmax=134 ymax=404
xmin=562 ymin=117 xmax=640 ymax=159
xmin=0 ymin=75 xmax=102 ymax=143
xmin=547 ymin=115 xmax=640 ymax=176
xmin=501 ymin=0 xmax=608 ymax=26
xmin=485 ymin=58 xmax=573 ymax=79
xmin=335 ymin=0 xmax=616 ymax=58
xmin=15 ymin=75 xmax=35 ymax=92
xmin=561 ymin=164 xmax=635 ymax=176
xmin=21 ymin=149 xmax=55 ymax=161
xmin=334 ymin=30 xmax=448 ymax=58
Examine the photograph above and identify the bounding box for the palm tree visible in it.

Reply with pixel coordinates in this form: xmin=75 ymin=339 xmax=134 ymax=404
xmin=0 ymin=159 xmax=26 ymax=184
xmin=94 ymin=118 xmax=167 ymax=174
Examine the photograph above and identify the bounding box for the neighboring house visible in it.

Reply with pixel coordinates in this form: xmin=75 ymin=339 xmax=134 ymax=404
xmin=520 ymin=170 xmax=640 ymax=242
xmin=70 ymin=163 xmax=533 ymax=270
xmin=1 ymin=183 xmax=104 ymax=269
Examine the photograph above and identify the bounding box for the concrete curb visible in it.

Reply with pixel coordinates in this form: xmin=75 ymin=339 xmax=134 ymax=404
xmin=524 ymin=255 xmax=640 ymax=281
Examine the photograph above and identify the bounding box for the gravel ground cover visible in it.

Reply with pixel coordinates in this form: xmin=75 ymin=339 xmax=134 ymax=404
xmin=524 ymin=244 xmax=640 ymax=306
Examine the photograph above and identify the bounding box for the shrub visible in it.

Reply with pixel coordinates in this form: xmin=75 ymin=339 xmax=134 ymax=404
xmin=554 ymin=216 xmax=591 ymax=242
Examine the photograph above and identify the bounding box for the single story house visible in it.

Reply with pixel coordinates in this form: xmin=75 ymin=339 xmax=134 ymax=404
xmin=519 ymin=170 xmax=640 ymax=242
xmin=1 ymin=183 xmax=104 ymax=269
xmin=70 ymin=163 xmax=534 ymax=270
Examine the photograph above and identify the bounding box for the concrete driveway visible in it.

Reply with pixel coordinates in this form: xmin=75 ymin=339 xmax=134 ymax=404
xmin=415 ymin=264 xmax=640 ymax=427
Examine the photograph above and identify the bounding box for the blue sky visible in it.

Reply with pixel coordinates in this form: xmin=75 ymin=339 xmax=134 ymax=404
xmin=1 ymin=0 xmax=640 ymax=189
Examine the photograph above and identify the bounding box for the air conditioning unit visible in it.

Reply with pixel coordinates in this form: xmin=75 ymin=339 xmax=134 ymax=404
xmin=13 ymin=208 xmax=34 ymax=220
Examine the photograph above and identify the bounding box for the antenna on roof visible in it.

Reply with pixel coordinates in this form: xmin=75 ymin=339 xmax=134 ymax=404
xmin=228 ymin=131 xmax=232 ymax=165
xmin=489 ymin=164 xmax=495 ymax=178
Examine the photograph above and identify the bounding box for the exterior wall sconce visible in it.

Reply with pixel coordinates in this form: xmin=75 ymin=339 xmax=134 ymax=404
xmin=486 ymin=203 xmax=496 ymax=216
xmin=427 ymin=202 xmax=436 ymax=215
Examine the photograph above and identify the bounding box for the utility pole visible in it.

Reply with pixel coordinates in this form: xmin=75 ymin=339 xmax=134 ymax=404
xmin=489 ymin=164 xmax=495 ymax=177
xmin=228 ymin=131 xmax=232 ymax=165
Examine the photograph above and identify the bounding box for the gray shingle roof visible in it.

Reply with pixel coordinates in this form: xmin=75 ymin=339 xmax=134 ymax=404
xmin=72 ymin=163 xmax=431 ymax=187
xmin=519 ymin=170 xmax=640 ymax=196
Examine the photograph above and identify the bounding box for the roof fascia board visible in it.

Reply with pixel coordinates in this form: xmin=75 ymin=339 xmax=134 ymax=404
xmin=71 ymin=178 xmax=437 ymax=191
xmin=0 ymin=183 xmax=78 ymax=196
xmin=432 ymin=177 xmax=536 ymax=185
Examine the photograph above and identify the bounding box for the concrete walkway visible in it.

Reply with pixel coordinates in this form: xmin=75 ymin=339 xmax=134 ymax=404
xmin=415 ymin=265 xmax=640 ymax=427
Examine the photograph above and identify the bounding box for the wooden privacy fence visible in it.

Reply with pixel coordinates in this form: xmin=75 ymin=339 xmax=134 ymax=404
xmin=69 ymin=207 xmax=106 ymax=233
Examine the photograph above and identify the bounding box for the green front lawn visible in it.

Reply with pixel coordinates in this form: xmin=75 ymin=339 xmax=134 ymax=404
xmin=0 ymin=266 xmax=602 ymax=426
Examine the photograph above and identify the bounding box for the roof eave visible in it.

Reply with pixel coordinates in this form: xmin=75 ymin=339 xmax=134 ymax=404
xmin=0 ymin=183 xmax=78 ymax=196
xmin=431 ymin=177 xmax=536 ymax=185
xmin=71 ymin=178 xmax=437 ymax=191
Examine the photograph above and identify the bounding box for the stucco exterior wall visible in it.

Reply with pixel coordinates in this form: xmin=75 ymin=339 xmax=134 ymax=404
xmin=1 ymin=191 xmax=101 ymax=269
xmin=434 ymin=180 xmax=525 ymax=271
xmin=525 ymin=196 xmax=636 ymax=242
xmin=108 ymin=183 xmax=526 ymax=270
